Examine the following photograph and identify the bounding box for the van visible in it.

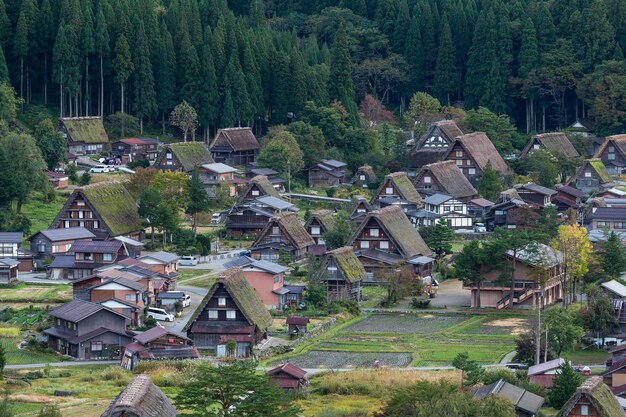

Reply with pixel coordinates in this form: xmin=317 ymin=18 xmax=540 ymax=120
xmin=182 ymin=294 xmax=191 ymax=308
xmin=474 ymin=223 xmax=487 ymax=233
xmin=146 ymin=307 xmax=174 ymax=322
xmin=90 ymin=165 xmax=111 ymax=173
xmin=211 ymin=212 xmax=223 ymax=224
xmin=179 ymin=255 xmax=198 ymax=266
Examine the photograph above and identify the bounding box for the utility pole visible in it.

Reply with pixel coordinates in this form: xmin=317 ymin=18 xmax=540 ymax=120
xmin=287 ymin=159 xmax=291 ymax=203
xmin=544 ymin=324 xmax=549 ymax=363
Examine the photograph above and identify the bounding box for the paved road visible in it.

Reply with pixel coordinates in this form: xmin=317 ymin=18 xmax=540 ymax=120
xmin=18 ymin=273 xmax=70 ymax=284
xmin=5 ymin=360 xmax=118 ymax=369
xmin=180 ymin=250 xmax=243 ymax=271
xmin=158 ymin=287 xmax=207 ymax=332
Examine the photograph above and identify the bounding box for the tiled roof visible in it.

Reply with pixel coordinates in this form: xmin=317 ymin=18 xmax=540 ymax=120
xmin=133 ymin=326 xmax=189 ymax=345
xmin=35 ymin=227 xmax=95 ymax=242
xmin=0 ymin=232 xmax=23 ymax=243
xmin=70 ymin=240 xmax=122 ymax=254
xmin=49 ymin=299 xmax=122 ymax=322
xmin=139 ymin=251 xmax=179 ymax=264
xmin=528 ymin=358 xmax=565 ymax=376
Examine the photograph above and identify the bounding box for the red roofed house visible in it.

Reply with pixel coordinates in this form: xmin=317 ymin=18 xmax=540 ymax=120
xmin=121 ymin=326 xmax=199 ymax=370
xmin=112 ymin=137 xmax=160 ymax=163
xmin=286 ymin=316 xmax=309 ymax=334
xmin=267 ymin=363 xmax=309 ymax=390
xmin=528 ymin=358 xmax=565 ymax=388
xmin=45 ymin=171 xmax=69 ymax=189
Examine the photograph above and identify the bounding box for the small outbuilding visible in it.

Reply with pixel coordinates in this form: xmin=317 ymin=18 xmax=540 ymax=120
xmin=100 ymin=374 xmax=177 ymax=417
xmin=286 ymin=317 xmax=310 ymax=334
xmin=267 ymin=363 xmax=309 ymax=390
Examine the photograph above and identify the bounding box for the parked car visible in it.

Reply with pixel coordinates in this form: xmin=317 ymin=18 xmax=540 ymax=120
xmin=90 ymin=165 xmax=111 ymax=173
xmin=505 ymin=363 xmax=528 ymax=370
xmin=211 ymin=211 xmax=225 ymax=224
xmin=146 ymin=307 xmax=174 ymax=322
xmin=179 ymin=255 xmax=198 ymax=266
xmin=182 ymin=294 xmax=191 ymax=308
xmin=163 ymin=291 xmax=191 ymax=308
xmin=474 ymin=223 xmax=487 ymax=233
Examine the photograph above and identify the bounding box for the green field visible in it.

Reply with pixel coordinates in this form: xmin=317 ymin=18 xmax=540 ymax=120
xmin=20 ymin=194 xmax=65 ymax=245
xmin=0 ymin=283 xmax=72 ymax=303
xmin=177 ymin=269 xmax=216 ymax=289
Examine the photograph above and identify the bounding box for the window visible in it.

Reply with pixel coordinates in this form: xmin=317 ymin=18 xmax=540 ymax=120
xmin=455 ymin=150 xmax=463 ymax=157
xmin=456 ymin=159 xmax=463 ymax=166
xmin=609 ymin=153 xmax=616 ymax=160
xmin=585 ymin=171 xmax=592 ymax=177
xmin=357 ymin=208 xmax=366 ymax=213
xmin=271 ymin=236 xmax=281 ymax=243
xmin=468 ymin=168 xmax=476 ymax=175
xmin=327 ymin=267 xmax=337 ymax=279
xmin=272 ymin=226 xmax=280 ymax=235
xmin=77 ymin=201 xmax=85 ymax=207
xmin=52 ymin=244 xmax=60 ymax=253
xmin=454 ymin=205 xmax=463 ymax=212
xmin=598 ymin=221 xmax=609 ymax=227
xmin=581 ymin=405 xmax=589 ymax=416
xmin=125 ymin=294 xmax=136 ymax=302
xmin=56 ymin=318 xmax=61 ymax=326
xmin=166 ymin=160 xmax=173 ymax=165
xmin=380 ymin=241 xmax=389 ymax=250
xmin=91 ymin=341 xmax=103 ymax=351
xmin=103 ymin=253 xmax=112 ymax=261
xmin=360 ymin=241 xmax=370 ymax=249
xmin=443 ymin=206 xmax=451 ymax=212
xmin=218 ymin=297 xmax=226 ymax=306
xmin=93 ymin=221 xmax=99 ymax=229
xmin=83 ymin=252 xmax=93 ymax=261
xmin=385 ymin=187 xmax=393 ymax=195
xmin=79 ymin=211 xmax=84 ymax=219
xmin=37 ymin=243 xmax=45 ymax=253
xmin=64 ymin=221 xmax=70 ymax=228
xmin=424 ymin=176 xmax=431 ymax=184
xmin=226 ymin=310 xmax=236 ymax=320
xmin=311 ymin=226 xmax=320 ymax=235
xmin=251 ymin=190 xmax=260 ymax=196
xmin=208 ymin=310 xmax=218 ymax=320
xmin=370 ymin=228 xmax=379 ymax=237
xmin=533 ymin=144 xmax=540 ymax=149
xmin=609 ymin=146 xmax=615 ymax=152
xmin=495 ymin=210 xmax=505 ymax=215
xmin=166 ymin=152 xmax=172 ymax=159
xmin=359 ymin=175 xmax=365 ymax=181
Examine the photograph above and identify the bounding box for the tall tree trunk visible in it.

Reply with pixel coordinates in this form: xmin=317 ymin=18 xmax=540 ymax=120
xmin=121 ymin=84 xmax=125 ymax=136
xmin=43 ymin=55 xmax=48 ymax=105
xmin=508 ymin=254 xmax=517 ymax=309
xmin=85 ymin=57 xmax=89 ymax=116
xmin=100 ymin=53 xmax=104 ymax=117
xmin=20 ymin=57 xmax=23 ymax=99
xmin=151 ymin=226 xmax=155 ymax=245
xmin=162 ymin=111 xmax=165 ymax=135
xmin=59 ymin=67 xmax=63 ymax=118
xmin=476 ymin=281 xmax=481 ymax=308
xmin=140 ymin=117 xmax=144 ymax=134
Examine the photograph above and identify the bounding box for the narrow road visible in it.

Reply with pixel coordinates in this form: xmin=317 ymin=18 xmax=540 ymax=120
xmin=500 ymin=351 xmax=517 ymax=365
xmin=6 ymin=360 xmax=118 ymax=369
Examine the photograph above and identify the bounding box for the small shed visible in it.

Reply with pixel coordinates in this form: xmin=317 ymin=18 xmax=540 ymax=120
xmin=528 ymin=357 xmax=565 ymax=388
xmin=100 ymin=374 xmax=177 ymax=417
xmin=286 ymin=316 xmax=310 ymax=334
xmin=267 ymin=363 xmax=309 ymax=390
xmin=0 ymin=259 xmax=18 ymax=284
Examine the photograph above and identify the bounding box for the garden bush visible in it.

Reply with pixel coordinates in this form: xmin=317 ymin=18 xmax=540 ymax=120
xmin=411 ymin=299 xmax=431 ymax=309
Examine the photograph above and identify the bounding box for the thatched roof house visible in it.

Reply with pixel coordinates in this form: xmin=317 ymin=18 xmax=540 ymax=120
xmin=372 ymin=172 xmax=423 ymax=208
xmin=251 ymin=212 xmax=315 ymax=261
xmin=409 ymin=120 xmax=464 ymax=167
xmin=571 ymin=158 xmax=613 ymax=193
xmin=59 ymin=117 xmax=109 ymax=155
xmin=154 ymin=142 xmax=214 ymax=172
xmin=446 ymin=132 xmax=509 ymax=174
xmin=556 ymin=376 xmax=626 ymax=417
xmin=349 ymin=195 xmax=371 ymax=222
xmin=236 ymin=175 xmax=280 ymax=205
xmin=50 ymin=181 xmax=144 ymax=240
xmin=352 ymin=165 xmax=378 ymax=188
xmin=209 ymin=127 xmax=260 ymax=165
xmin=101 ymin=374 xmax=177 ymax=417
xmin=305 ymin=209 xmax=336 ymax=246
xmin=520 ymin=132 xmax=580 ymax=159
xmin=413 ymin=160 xmax=478 ymax=202
xmin=593 ymin=134 xmax=626 ymax=176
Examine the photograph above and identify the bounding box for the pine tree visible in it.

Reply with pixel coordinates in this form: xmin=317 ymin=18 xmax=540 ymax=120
xmin=13 ymin=10 xmax=29 ymax=99
xmin=433 ymin=15 xmax=459 ymax=105
xmin=249 ymin=0 xmax=265 ymax=28
xmin=548 ymin=362 xmax=582 ymax=409
xmin=0 ymin=0 xmax=10 ymax=50
xmin=429 ymin=218 xmax=454 ymax=258
xmin=405 ymin=12 xmax=424 ymax=92
xmin=186 ymin=169 xmax=210 ymax=236
xmin=113 ymin=34 xmax=134 ymax=114
xmin=601 ymin=231 xmax=626 ymax=278
xmin=94 ymin=3 xmax=109 ymax=117
xmin=155 ymin=24 xmax=176 ymax=134
xmin=288 ymin=50 xmax=307 ymax=114
xmin=132 ymin=23 xmax=157 ymax=134
xmin=36 ymin=0 xmax=54 ymax=105
xmin=419 ymin=1 xmax=437 ymax=88
xmin=477 ymin=161 xmax=503 ymax=202
xmin=328 ymin=25 xmax=358 ymax=124
xmin=0 ymin=45 xmax=8 ymax=84
xmin=392 ymin=0 xmax=410 ymax=53
xmin=198 ymin=37 xmax=218 ymax=141
xmin=578 ymin=0 xmax=616 ymax=72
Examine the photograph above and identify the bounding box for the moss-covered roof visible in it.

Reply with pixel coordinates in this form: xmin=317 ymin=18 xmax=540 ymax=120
xmin=61 ymin=117 xmax=109 ymax=144
xmin=326 ymin=247 xmax=366 ymax=283
xmin=183 ymin=268 xmax=272 ymax=333
xmin=589 ymin=159 xmax=612 ymax=183
xmin=556 ymin=376 xmax=626 ymax=417
xmin=255 ymin=212 xmax=315 ymax=250
xmin=374 ymin=172 xmax=422 ymax=205
xmin=80 ymin=181 xmax=143 ymax=236
xmin=307 ymin=209 xmax=335 ymax=232
xmin=167 ymin=142 xmax=214 ymax=172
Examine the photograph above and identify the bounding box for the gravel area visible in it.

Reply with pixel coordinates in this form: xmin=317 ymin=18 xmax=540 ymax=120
xmin=269 ymin=350 xmax=412 ymax=368
xmin=343 ymin=314 xmax=468 ymax=334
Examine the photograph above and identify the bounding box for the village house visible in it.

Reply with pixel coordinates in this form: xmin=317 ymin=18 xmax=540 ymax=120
xmin=409 ymin=193 xmax=473 ymax=230
xmin=48 ymin=240 xmax=125 ymax=280
xmin=351 ymin=165 xmax=378 ymax=188
xmin=322 ymin=247 xmax=366 ymax=302
xmin=58 ymin=117 xmax=109 ymax=155
xmin=413 ymin=160 xmax=478 ymax=202
xmin=121 ymin=326 xmax=199 ymax=371
xmin=224 ymin=256 xmax=289 ymax=310
xmin=468 ymin=198 xmax=494 ymax=220
xmin=349 ymin=195 xmax=371 ymax=223
xmin=198 ymin=162 xmax=239 ymax=197
xmin=444 ymin=132 xmax=510 ymax=186
xmin=465 ymin=243 xmax=563 ymax=309
xmin=98 ymin=298 xmax=142 ymax=327
xmin=409 ymin=120 xmax=464 ymax=168
xmin=50 ymin=181 xmax=144 ymax=240
xmin=153 ymin=142 xmax=214 ymax=172
xmin=286 ymin=317 xmax=309 ymax=334
xmin=209 ymin=127 xmax=260 ymax=165
xmin=245 ymin=167 xmax=286 ymax=192
xmin=184 ymin=268 xmax=272 ymax=357
xmin=514 ymin=183 xmax=557 ymax=208
xmin=267 ymin=363 xmax=309 ymax=390
xmin=349 ymin=205 xmax=434 ymax=278
xmin=484 ymin=196 xmax=531 ymax=230
xmin=371 ymin=172 xmax=423 ymax=212
xmin=138 ymin=251 xmax=179 ymax=277
xmin=528 ymin=358 xmax=565 ymax=388
xmin=111 ymin=137 xmax=160 ymax=163
xmin=589 ymin=208 xmax=626 ymax=231
xmin=30 ymin=227 xmax=95 ymax=268
xmin=557 ymin=376 xmax=626 ymax=417
xmin=113 ymin=236 xmax=144 ymax=258
xmin=593 ymin=134 xmax=626 ymax=176
xmin=45 ymin=171 xmax=69 ymax=189
xmin=520 ymin=132 xmax=580 ymax=159
xmin=101 ymin=257 xmax=175 ymax=292
xmin=101 ymin=374 xmax=178 ymax=417
xmin=552 ymin=185 xmax=585 ymax=214
xmin=304 ymin=209 xmax=336 ymax=247
xmin=0 ymin=259 xmax=18 ymax=284
xmin=250 ymin=212 xmax=315 ymax=261
xmin=89 ymin=277 xmax=147 ymax=310
xmin=572 ymin=159 xmax=613 ymax=193
xmin=44 ymin=299 xmax=131 ymax=360
xmin=474 ymin=379 xmax=544 ymax=417
xmin=599 ymin=280 xmax=626 ymax=333
xmin=308 ymin=159 xmax=347 ymax=187
xmin=0 ymin=232 xmax=32 ymax=272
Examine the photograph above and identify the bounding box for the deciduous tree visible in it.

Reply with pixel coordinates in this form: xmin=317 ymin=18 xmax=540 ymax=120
xmin=170 ymin=101 xmax=198 ymax=142
xmin=551 ymin=224 xmax=592 ymax=307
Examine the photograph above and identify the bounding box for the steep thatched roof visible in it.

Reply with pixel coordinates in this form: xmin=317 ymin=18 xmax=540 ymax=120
xmin=353 ymin=165 xmax=378 ymax=183
xmin=256 ymin=212 xmax=315 ymax=250
xmin=61 ymin=117 xmax=109 ymax=144
xmin=307 ymin=209 xmax=336 ymax=232
xmin=326 ymin=246 xmax=366 ymax=283
xmin=556 ymin=376 xmax=626 ymax=417
xmin=101 ymin=374 xmax=177 ymax=417
xmin=417 ymin=160 xmax=477 ymax=199
xmin=450 ymin=132 xmax=509 ymax=175
xmin=594 ymin=134 xmax=626 ymax=160
xmin=523 ymin=132 xmax=579 ymax=158
xmin=211 ymin=127 xmax=259 ymax=151
xmin=236 ymin=176 xmax=280 ymax=206
xmin=574 ymin=158 xmax=612 ymax=184
xmin=184 ymin=268 xmax=272 ymax=333
xmin=353 ymin=205 xmax=432 ymax=258
xmin=80 ymin=181 xmax=143 ymax=236
xmin=375 ymin=172 xmax=422 ymax=205
xmin=167 ymin=142 xmax=214 ymax=172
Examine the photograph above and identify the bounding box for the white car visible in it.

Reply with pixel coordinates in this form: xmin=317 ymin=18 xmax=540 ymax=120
xmin=179 ymin=255 xmax=198 ymax=266
xmin=474 ymin=223 xmax=487 ymax=233
xmin=146 ymin=307 xmax=174 ymax=322
xmin=89 ymin=165 xmax=111 ymax=173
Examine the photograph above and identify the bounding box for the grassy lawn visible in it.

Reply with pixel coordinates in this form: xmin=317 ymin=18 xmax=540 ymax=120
xmin=0 ymin=283 xmax=71 ymax=303
xmin=562 ymin=348 xmax=609 ymax=366
xmin=177 ymin=269 xmax=211 ymax=282
xmin=20 ymin=194 xmax=65 ymax=245
xmin=177 ymin=270 xmax=216 ymax=289
xmin=360 ymin=286 xmax=387 ymax=309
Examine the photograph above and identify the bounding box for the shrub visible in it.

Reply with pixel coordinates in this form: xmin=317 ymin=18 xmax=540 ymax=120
xmin=411 ymin=299 xmax=431 ymax=309
xmin=101 ymin=366 xmax=132 ymax=387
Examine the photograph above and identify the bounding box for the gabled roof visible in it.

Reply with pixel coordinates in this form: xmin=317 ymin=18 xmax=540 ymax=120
xmin=267 ymin=363 xmax=307 ymax=379
xmin=256 ymin=196 xmax=295 ymax=211
xmin=101 ymin=374 xmax=177 ymax=417
xmin=139 ymin=251 xmax=179 ymax=264
xmin=601 ymin=280 xmax=626 ymax=298
xmin=325 ymin=247 xmax=366 ymax=283
xmin=353 ymin=165 xmax=378 ymax=183
xmin=70 ymin=240 xmax=122 ymax=254
xmin=184 ymin=268 xmax=272 ymax=333
xmin=416 ymin=160 xmax=478 ymax=199
xmin=449 ymin=132 xmax=509 ymax=174
xmin=115 ymin=137 xmax=159 ymax=146
xmin=224 ymin=256 xmax=288 ymax=274
xmin=528 ymin=357 xmax=565 ymax=376
xmin=515 ymin=183 xmax=557 ymax=196
xmin=134 ymin=326 xmax=189 ymax=345
xmin=507 ymin=243 xmax=562 ymax=268
xmin=91 ymin=277 xmax=146 ymax=292
xmin=414 ymin=120 xmax=463 ymax=150
xmin=0 ymin=259 xmax=18 ymax=267
xmin=165 ymin=142 xmax=214 ymax=172
xmin=237 ymin=175 xmax=280 ymax=204
xmin=201 ymin=162 xmax=238 ymax=174
xmin=60 ymin=117 xmax=109 ymax=144
xmin=305 ymin=209 xmax=336 ymax=232
xmin=523 ymin=132 xmax=579 ymax=158
xmin=49 ymin=299 xmax=125 ymax=322
xmin=33 ymin=227 xmax=95 ymax=242
xmin=556 ymin=185 xmax=585 ymax=198
xmin=375 ymin=172 xmax=423 ymax=206
xmin=254 ymin=213 xmax=315 ymax=250
xmin=0 ymin=232 xmax=23 ymax=243
xmin=594 ymin=134 xmax=626 ymax=161
xmin=286 ymin=317 xmax=309 ymax=325
xmin=470 ymin=198 xmax=494 ymax=208
xmin=70 ymin=181 xmax=143 ymax=237
xmin=248 ymin=167 xmax=278 ymax=176
xmin=474 ymin=379 xmax=544 ymax=414
xmin=424 ymin=193 xmax=453 ymax=206
xmin=349 ymin=195 xmax=371 ymax=216
xmin=576 ymin=159 xmax=612 ymax=184
xmin=591 ymin=207 xmax=626 ymax=220
xmin=556 ymin=376 xmax=626 ymax=417
xmin=353 ymin=205 xmax=433 ymax=259
xmin=211 ymin=127 xmax=260 ymax=152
